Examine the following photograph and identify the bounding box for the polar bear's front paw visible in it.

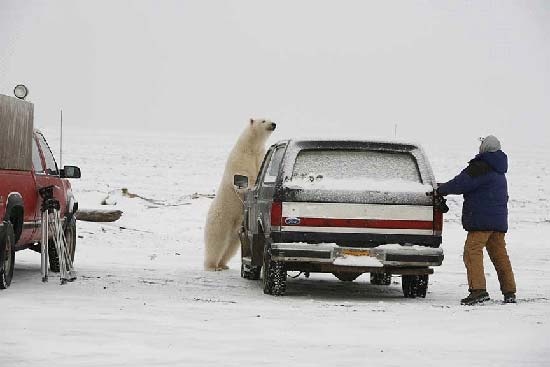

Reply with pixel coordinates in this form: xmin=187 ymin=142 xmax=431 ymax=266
xmin=216 ymin=265 xmax=230 ymax=271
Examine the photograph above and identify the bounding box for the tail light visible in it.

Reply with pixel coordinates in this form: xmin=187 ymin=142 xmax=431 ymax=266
xmin=271 ymin=201 xmax=282 ymax=227
xmin=433 ymin=209 xmax=443 ymax=235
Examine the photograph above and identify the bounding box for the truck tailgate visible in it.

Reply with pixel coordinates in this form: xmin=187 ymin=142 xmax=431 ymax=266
xmin=281 ymin=202 xmax=434 ymax=236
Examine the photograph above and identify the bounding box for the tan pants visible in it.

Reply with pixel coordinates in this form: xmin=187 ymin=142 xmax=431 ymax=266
xmin=464 ymin=231 xmax=516 ymax=294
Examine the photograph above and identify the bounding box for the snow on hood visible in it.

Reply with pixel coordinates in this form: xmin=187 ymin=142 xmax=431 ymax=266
xmin=476 ymin=150 xmax=508 ymax=174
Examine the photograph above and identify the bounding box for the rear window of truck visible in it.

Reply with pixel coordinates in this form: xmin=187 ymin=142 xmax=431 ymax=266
xmin=289 ymin=149 xmax=424 ymax=191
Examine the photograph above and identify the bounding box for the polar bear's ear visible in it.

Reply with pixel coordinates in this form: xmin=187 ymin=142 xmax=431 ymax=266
xmin=250 ymin=118 xmax=254 ymax=125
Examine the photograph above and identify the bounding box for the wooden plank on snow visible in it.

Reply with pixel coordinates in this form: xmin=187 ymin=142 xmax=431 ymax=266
xmin=76 ymin=209 xmax=123 ymax=222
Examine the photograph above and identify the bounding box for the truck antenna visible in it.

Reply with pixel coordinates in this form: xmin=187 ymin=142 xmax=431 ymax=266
xmin=394 ymin=123 xmax=397 ymax=138
xmin=59 ymin=109 xmax=63 ymax=174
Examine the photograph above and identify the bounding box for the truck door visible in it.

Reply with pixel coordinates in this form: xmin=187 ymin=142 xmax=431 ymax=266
xmin=34 ymin=132 xmax=67 ymax=220
xmin=255 ymin=144 xmax=286 ymax=234
xmin=23 ymin=136 xmax=45 ymax=242
xmin=248 ymin=148 xmax=275 ymax=239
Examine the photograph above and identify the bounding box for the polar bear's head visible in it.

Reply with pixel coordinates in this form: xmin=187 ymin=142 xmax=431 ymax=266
xmin=249 ymin=118 xmax=276 ymax=139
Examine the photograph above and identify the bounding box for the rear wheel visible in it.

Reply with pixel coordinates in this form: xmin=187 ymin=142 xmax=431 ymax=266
xmin=262 ymin=244 xmax=286 ymax=296
xmin=241 ymin=263 xmax=261 ymax=280
xmin=240 ymin=225 xmax=261 ymax=280
xmin=402 ymin=274 xmax=428 ymax=298
xmin=333 ymin=272 xmax=361 ymax=282
xmin=0 ymin=222 xmax=16 ymax=289
xmin=416 ymin=275 xmax=428 ymax=298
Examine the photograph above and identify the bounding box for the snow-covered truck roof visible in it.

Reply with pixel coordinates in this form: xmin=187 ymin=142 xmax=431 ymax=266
xmin=274 ymin=138 xmax=423 ymax=149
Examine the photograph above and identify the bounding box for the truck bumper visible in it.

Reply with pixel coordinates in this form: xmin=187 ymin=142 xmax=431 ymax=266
xmin=270 ymin=243 xmax=444 ymax=268
xmin=272 ymin=232 xmax=442 ymax=248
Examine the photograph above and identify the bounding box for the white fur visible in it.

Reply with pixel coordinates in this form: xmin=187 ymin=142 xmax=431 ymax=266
xmin=203 ymin=119 xmax=275 ymax=271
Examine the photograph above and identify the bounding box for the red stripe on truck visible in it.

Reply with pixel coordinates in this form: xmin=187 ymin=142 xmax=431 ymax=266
xmin=271 ymin=202 xmax=283 ymax=226
xmin=284 ymin=217 xmax=433 ymax=230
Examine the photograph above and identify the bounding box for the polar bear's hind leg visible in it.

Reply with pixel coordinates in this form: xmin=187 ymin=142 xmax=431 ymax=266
xmin=204 ymin=219 xmax=226 ymax=271
xmin=218 ymin=234 xmax=240 ymax=270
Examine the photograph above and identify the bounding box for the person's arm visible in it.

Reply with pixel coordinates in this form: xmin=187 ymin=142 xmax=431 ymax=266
xmin=438 ymin=166 xmax=484 ymax=196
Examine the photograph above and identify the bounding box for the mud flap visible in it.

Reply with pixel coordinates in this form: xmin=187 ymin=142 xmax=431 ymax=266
xmin=251 ymin=232 xmax=264 ymax=266
xmin=239 ymin=226 xmax=250 ymax=258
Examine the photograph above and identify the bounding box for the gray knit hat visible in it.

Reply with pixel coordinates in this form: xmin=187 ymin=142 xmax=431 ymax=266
xmin=479 ymin=135 xmax=501 ymax=153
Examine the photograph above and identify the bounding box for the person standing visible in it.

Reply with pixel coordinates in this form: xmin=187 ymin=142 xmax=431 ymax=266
xmin=438 ymin=135 xmax=516 ymax=305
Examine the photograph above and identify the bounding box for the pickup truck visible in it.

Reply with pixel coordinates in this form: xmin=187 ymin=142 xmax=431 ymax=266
xmin=1 ymin=93 xmax=81 ymax=289
xmin=237 ymin=140 xmax=445 ymax=298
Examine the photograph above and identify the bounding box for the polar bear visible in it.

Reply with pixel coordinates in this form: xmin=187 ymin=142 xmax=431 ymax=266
xmin=204 ymin=118 xmax=277 ymax=271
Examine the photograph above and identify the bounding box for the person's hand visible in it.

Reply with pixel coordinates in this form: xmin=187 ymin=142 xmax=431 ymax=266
xmin=434 ymin=195 xmax=450 ymax=213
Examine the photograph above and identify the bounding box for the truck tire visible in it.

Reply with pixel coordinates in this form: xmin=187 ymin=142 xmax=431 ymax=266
xmin=241 ymin=263 xmax=261 ymax=280
xmin=262 ymin=244 xmax=286 ymax=296
xmin=240 ymin=225 xmax=261 ymax=280
xmin=402 ymin=274 xmax=428 ymax=298
xmin=0 ymin=222 xmax=16 ymax=289
xmin=416 ymin=275 xmax=428 ymax=298
xmin=370 ymin=272 xmax=392 ymax=285
xmin=49 ymin=216 xmax=77 ymax=272
xmin=333 ymin=272 xmax=361 ymax=282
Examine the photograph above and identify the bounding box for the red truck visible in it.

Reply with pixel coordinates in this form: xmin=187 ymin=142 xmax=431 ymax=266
xmin=0 ymin=92 xmax=81 ymax=289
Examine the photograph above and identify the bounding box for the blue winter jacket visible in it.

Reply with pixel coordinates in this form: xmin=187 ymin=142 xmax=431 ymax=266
xmin=438 ymin=150 xmax=509 ymax=232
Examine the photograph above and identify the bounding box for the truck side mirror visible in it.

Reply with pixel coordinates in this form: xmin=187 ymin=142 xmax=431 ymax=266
xmin=61 ymin=166 xmax=81 ymax=179
xmin=233 ymin=174 xmax=249 ymax=190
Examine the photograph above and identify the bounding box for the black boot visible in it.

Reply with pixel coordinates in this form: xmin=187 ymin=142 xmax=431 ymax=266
xmin=461 ymin=290 xmax=490 ymax=305
xmin=503 ymin=293 xmax=516 ymax=303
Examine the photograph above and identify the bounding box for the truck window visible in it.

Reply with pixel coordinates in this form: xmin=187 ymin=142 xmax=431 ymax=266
xmin=36 ymin=134 xmax=58 ymax=175
xmin=32 ymin=138 xmax=44 ymax=172
xmin=292 ymin=149 xmax=421 ymax=183
xmin=254 ymin=150 xmax=273 ymax=187
xmin=263 ymin=146 xmax=285 ymax=184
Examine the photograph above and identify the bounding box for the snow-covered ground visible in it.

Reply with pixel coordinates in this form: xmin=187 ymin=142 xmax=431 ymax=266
xmin=2 ymin=128 xmax=549 ymax=366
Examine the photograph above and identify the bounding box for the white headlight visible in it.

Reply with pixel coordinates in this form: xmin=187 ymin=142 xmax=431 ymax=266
xmin=14 ymin=84 xmax=29 ymax=99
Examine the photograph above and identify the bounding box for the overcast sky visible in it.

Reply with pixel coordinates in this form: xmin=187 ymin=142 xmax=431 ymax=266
xmin=1 ymin=1 xmax=549 ymax=144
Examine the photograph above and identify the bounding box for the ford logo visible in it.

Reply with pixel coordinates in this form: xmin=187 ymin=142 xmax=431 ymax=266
xmin=285 ymin=217 xmax=301 ymax=225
